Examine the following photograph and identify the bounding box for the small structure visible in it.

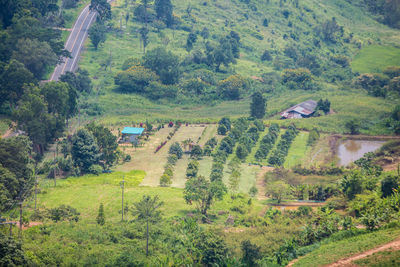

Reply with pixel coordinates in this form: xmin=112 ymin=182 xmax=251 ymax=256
xmin=121 ymin=127 xmax=145 ymax=143
xmin=281 ymin=100 xmax=317 ymax=119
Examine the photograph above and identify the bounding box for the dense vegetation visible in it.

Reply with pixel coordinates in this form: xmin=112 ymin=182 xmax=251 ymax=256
xmin=1 ymin=0 xmax=400 ymax=266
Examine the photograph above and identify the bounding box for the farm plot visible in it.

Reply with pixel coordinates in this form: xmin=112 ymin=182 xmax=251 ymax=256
xmin=284 ymin=131 xmax=310 ymax=169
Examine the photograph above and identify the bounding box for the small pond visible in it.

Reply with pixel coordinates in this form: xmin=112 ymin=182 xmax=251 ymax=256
xmin=337 ymin=139 xmax=386 ymax=166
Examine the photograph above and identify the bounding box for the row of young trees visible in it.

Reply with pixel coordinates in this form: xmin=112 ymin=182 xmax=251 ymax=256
xmin=255 ymin=123 xmax=280 ymax=161
xmin=268 ymin=125 xmax=299 ymax=166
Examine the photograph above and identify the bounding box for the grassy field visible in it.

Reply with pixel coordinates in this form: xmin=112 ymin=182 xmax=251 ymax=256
xmin=354 ymin=249 xmax=400 ymax=266
xmin=351 ymin=45 xmax=400 ymax=74
xmin=293 ymin=227 xmax=400 ymax=267
xmin=284 ymin=131 xmax=310 ymax=168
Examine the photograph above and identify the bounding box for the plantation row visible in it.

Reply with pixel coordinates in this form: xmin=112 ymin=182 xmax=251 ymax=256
xmin=254 ymin=123 xmax=281 ymax=162
xmin=268 ymin=125 xmax=299 ymax=166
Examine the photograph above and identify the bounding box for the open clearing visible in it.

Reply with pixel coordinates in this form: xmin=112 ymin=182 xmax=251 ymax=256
xmin=351 ymin=45 xmax=400 ymax=74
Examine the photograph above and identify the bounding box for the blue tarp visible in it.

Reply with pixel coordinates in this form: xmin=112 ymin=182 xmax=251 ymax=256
xmin=121 ymin=127 xmax=145 ymax=135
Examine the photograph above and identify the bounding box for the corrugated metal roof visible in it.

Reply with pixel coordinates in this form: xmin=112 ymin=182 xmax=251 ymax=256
xmin=121 ymin=127 xmax=145 ymax=135
xmin=280 ymin=100 xmax=317 ymax=118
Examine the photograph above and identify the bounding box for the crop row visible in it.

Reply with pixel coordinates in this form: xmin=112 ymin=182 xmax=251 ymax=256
xmin=268 ymin=125 xmax=299 ymax=166
xmin=254 ymin=123 xmax=280 ymax=161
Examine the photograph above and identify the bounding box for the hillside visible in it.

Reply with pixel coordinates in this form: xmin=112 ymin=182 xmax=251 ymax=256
xmin=1 ymin=0 xmax=400 ymax=266
xmin=72 ymin=0 xmax=400 ymax=135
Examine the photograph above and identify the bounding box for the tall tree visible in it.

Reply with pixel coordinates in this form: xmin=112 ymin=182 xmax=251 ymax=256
xmin=132 ymin=195 xmax=163 ymax=256
xmin=89 ymin=22 xmax=106 ymax=50
xmin=71 ymin=129 xmax=101 ymax=174
xmin=143 ymin=47 xmax=180 ymax=84
xmin=12 ymin=38 xmax=57 ymax=79
xmin=139 ymin=27 xmax=149 ymax=54
xmin=184 ymin=175 xmax=226 ymax=218
xmin=90 ymin=0 xmax=111 ymax=21
xmin=13 ymin=85 xmax=60 ymax=154
xmin=86 ymin=123 xmax=118 ymax=168
xmin=0 ymin=136 xmax=33 ymax=213
xmin=250 ymin=92 xmax=267 ymax=119
xmin=154 ymin=0 xmax=173 ymax=27
xmin=0 ymin=59 xmax=34 ymax=108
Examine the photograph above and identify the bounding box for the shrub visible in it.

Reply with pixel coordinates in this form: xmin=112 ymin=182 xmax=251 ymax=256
xmin=218 ymin=74 xmax=249 ymax=100
xmin=217 ymin=124 xmax=227 ymax=135
xmin=114 ymin=66 xmax=159 ymax=93
xmin=160 ymin=174 xmax=172 ymax=187
xmin=47 ymin=205 xmax=80 ymax=222
xmin=89 ymin=164 xmax=103 ymax=175
xmin=169 ymin=142 xmax=183 ymax=158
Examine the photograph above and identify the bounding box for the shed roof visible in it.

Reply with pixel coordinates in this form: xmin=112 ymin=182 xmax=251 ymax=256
xmin=121 ymin=127 xmax=145 ymax=135
xmin=281 ymin=100 xmax=317 ymax=117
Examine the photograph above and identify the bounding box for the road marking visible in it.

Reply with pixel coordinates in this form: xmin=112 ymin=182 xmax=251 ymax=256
xmin=71 ymin=11 xmax=97 ymax=71
xmin=50 ymin=5 xmax=89 ymax=81
xmin=60 ymin=9 xmax=91 ymax=75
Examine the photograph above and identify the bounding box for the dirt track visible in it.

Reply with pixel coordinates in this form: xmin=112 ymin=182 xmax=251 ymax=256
xmin=325 ymin=238 xmax=400 ymax=267
xmin=287 ymin=238 xmax=400 ymax=267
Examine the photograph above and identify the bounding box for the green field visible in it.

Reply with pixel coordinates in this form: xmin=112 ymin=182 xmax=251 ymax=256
xmin=284 ymin=131 xmax=310 ymax=168
xmin=294 ymin=228 xmax=400 ymax=267
xmin=351 ymin=45 xmax=400 ymax=74
xmin=354 ymin=249 xmax=400 ymax=266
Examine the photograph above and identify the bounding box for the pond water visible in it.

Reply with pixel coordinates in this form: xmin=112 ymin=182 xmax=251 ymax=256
xmin=337 ymin=140 xmax=385 ymax=166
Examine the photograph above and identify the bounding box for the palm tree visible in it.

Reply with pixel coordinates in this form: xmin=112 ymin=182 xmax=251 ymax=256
xmin=132 ymin=195 xmax=163 ymax=256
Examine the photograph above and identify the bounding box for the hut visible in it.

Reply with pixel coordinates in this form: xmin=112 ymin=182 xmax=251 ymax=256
xmin=121 ymin=127 xmax=145 ymax=143
xmin=280 ymin=100 xmax=318 ymax=119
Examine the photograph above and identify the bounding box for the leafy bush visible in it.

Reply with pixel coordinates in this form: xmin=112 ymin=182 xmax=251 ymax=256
xmin=169 ymin=142 xmax=183 ymax=159
xmin=46 ymin=205 xmax=80 ymax=222
xmin=89 ymin=164 xmax=103 ymax=175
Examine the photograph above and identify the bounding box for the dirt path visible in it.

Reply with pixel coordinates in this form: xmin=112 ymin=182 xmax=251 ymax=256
xmin=287 ymin=238 xmax=400 ymax=267
xmin=255 ymin=166 xmax=273 ymax=201
xmin=325 ymin=238 xmax=400 ymax=267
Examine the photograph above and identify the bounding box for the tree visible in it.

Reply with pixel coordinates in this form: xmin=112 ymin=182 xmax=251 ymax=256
xmin=89 ymin=22 xmax=106 ymax=50
xmin=143 ymin=47 xmax=181 ymax=85
xmin=0 ymin=136 xmax=33 ymax=213
xmin=218 ymin=74 xmax=249 ymax=100
xmin=241 ymin=240 xmax=262 ymax=266
xmin=250 ymin=92 xmax=267 ymax=119
xmin=229 ymin=169 xmax=240 ymax=194
xmin=132 ymin=195 xmax=163 ymax=256
xmin=345 ymin=119 xmax=361 ymax=135
xmin=139 ymin=27 xmax=149 ymax=54
xmin=217 ymin=124 xmax=228 ymax=135
xmin=186 ymin=32 xmax=197 ymax=52
xmin=41 ymin=81 xmax=70 ymax=119
xmin=96 ymin=203 xmax=105 ymax=225
xmin=114 ymin=66 xmax=159 ymax=93
xmin=186 ymin=160 xmax=199 ymax=178
xmin=12 ymin=38 xmax=57 ymax=79
xmin=169 ymin=142 xmax=183 ymax=159
xmin=0 ymin=59 xmax=34 ymax=108
xmin=90 ymin=0 xmax=111 ymax=21
xmin=266 ymin=180 xmax=291 ymax=203
xmin=0 ymin=233 xmax=29 ymax=266
xmin=154 ymin=0 xmax=173 ymax=27
xmin=381 ymin=175 xmax=399 ymax=198
xmin=184 ymin=176 xmax=227 ymax=218
xmin=13 ymin=85 xmax=60 ymax=154
xmin=190 ymin=145 xmax=202 ymax=159
xmin=341 ymin=171 xmax=364 ymax=200
xmin=60 ymin=69 xmax=92 ymax=93
xmin=236 ymin=144 xmax=248 ymax=160
xmin=219 ymin=117 xmax=231 ymax=130
xmin=71 ymin=129 xmax=101 ymax=174
xmin=86 ymin=123 xmax=118 ymax=169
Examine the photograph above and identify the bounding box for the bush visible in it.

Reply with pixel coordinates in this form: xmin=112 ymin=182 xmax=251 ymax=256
xmin=169 ymin=142 xmax=183 ymax=159
xmin=89 ymin=164 xmax=103 ymax=175
xmin=160 ymin=174 xmax=172 ymax=187
xmin=218 ymin=74 xmax=250 ymax=100
xmin=47 ymin=205 xmax=80 ymax=222
xmin=114 ymin=66 xmax=159 ymax=93
xmin=217 ymin=124 xmax=227 ymax=135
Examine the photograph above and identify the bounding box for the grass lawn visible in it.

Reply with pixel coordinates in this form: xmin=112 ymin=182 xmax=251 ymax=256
xmin=354 ymin=249 xmax=400 ymax=266
xmin=284 ymin=131 xmax=310 ymax=168
xmin=293 ymin=227 xmax=400 ymax=267
xmin=351 ymin=45 xmax=400 ymax=74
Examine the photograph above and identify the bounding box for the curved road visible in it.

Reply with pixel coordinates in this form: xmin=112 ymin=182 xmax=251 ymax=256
xmin=50 ymin=5 xmax=97 ymax=81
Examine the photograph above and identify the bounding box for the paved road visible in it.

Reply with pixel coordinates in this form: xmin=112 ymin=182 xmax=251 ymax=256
xmin=50 ymin=5 xmax=97 ymax=81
